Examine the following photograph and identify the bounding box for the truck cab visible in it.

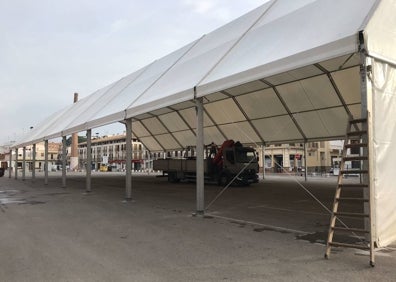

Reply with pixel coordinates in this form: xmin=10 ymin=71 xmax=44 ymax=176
xmin=210 ymin=141 xmax=259 ymax=186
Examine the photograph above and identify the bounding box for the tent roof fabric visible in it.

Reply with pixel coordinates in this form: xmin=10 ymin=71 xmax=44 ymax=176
xmin=14 ymin=0 xmax=384 ymax=150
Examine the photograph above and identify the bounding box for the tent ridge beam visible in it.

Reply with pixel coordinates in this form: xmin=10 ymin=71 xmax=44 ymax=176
xmin=260 ymin=79 xmax=307 ymax=141
xmin=221 ymin=90 xmax=266 ymax=144
xmin=134 ymin=128 xmax=198 ymax=139
xmin=125 ymin=35 xmax=205 ymax=112
xmin=339 ymin=53 xmax=356 ymax=70
xmin=141 ymin=104 xmax=356 ymax=134
xmin=217 ymin=64 xmax=360 ymax=103
xmin=166 ymin=106 xmax=197 ymax=136
xmin=195 ymin=0 xmax=277 ymax=88
xmin=314 ymin=63 xmax=354 ymax=119
xmin=154 ymin=116 xmax=185 ymax=149
xmin=138 ymin=121 xmax=166 ymax=151
xmin=168 ymin=106 xmax=197 ymax=137
xmin=203 ymin=107 xmax=228 ymax=140
xmin=64 ymin=67 xmax=146 ymax=132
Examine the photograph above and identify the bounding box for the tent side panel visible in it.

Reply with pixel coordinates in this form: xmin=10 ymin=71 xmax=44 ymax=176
xmin=365 ymin=0 xmax=396 ymax=65
xmin=372 ymin=59 xmax=396 ymax=247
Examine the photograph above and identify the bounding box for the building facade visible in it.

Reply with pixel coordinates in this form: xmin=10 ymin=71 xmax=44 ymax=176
xmin=258 ymin=141 xmax=342 ymax=174
xmin=78 ymin=134 xmax=152 ymax=171
xmin=0 ymin=142 xmax=62 ymax=171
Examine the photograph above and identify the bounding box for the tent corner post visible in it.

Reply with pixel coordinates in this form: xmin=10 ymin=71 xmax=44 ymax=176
xmin=62 ymin=136 xmax=67 ymax=188
xmin=125 ymin=119 xmax=133 ymax=200
xmin=44 ymin=140 xmax=49 ymax=185
xmin=195 ymin=97 xmax=205 ymax=214
xmin=86 ymin=129 xmax=92 ymax=193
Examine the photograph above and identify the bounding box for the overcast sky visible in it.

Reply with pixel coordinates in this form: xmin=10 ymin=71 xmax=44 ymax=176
xmin=0 ymin=0 xmax=267 ymax=145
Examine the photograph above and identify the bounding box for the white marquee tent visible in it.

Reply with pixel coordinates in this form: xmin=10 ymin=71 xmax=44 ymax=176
xmin=11 ymin=0 xmax=396 ymax=247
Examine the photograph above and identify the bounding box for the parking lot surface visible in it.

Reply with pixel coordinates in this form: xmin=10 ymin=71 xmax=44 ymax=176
xmin=1 ymin=172 xmax=395 ymax=281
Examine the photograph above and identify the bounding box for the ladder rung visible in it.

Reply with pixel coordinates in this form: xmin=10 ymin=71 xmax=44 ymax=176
xmin=332 ymin=226 xmax=369 ymax=233
xmin=350 ymin=118 xmax=367 ymax=124
xmin=326 ymin=120 xmax=373 ymax=264
xmin=334 ymin=212 xmax=369 ymax=217
xmin=345 ymin=143 xmax=367 ymax=148
xmin=343 ymin=156 xmax=368 ymax=161
xmin=339 ymin=184 xmax=368 ymax=188
xmin=329 ymin=242 xmax=370 ymax=250
xmin=340 ymin=170 xmax=368 ymax=174
xmin=347 ymin=130 xmax=367 ymax=136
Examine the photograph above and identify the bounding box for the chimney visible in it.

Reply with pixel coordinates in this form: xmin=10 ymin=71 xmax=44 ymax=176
xmin=70 ymin=93 xmax=79 ymax=171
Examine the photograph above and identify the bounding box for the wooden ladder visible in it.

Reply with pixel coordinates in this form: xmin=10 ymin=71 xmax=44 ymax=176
xmin=325 ymin=117 xmax=375 ymax=267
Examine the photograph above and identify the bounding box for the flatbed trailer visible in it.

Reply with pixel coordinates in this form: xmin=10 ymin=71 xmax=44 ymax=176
xmin=153 ymin=140 xmax=259 ymax=186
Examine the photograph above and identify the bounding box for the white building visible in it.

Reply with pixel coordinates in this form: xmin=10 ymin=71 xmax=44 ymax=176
xmin=78 ymin=134 xmax=152 ymax=171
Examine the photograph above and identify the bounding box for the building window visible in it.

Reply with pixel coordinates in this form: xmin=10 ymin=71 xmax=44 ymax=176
xmin=310 ymin=143 xmax=318 ymax=148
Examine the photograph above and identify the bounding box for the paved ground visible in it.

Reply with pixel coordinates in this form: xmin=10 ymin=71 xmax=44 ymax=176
xmin=0 ymin=172 xmax=395 ymax=281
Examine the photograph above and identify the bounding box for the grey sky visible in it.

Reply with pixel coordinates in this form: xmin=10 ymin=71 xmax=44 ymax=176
xmin=0 ymin=0 xmax=266 ymax=145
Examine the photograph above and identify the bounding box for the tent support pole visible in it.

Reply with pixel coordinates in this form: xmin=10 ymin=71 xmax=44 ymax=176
xmin=86 ymin=129 xmax=92 ymax=193
xmin=125 ymin=119 xmax=132 ymax=200
xmin=262 ymin=145 xmax=265 ymax=180
xmin=32 ymin=144 xmax=36 ymax=182
xmin=14 ymin=148 xmax=18 ymax=180
xmin=196 ymin=97 xmax=205 ymax=215
xmin=304 ymin=142 xmax=308 ymax=181
xmin=62 ymin=136 xmax=67 ymax=188
xmin=8 ymin=149 xmax=12 ymax=178
xmin=22 ymin=147 xmax=26 ymax=181
xmin=44 ymin=140 xmax=49 ymax=185
xmin=360 ymin=40 xmax=375 ymax=265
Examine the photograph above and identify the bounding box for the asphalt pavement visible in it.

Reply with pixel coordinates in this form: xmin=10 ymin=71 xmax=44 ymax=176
xmin=0 ymin=172 xmax=395 ymax=281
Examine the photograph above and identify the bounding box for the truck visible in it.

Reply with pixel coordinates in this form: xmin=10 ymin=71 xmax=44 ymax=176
xmin=153 ymin=140 xmax=259 ymax=186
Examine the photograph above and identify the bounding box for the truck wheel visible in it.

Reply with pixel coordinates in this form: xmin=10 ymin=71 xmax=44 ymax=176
xmin=168 ymin=172 xmax=180 ymax=183
xmin=218 ymin=173 xmax=230 ymax=187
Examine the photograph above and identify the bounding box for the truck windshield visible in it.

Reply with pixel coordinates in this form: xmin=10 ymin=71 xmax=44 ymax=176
xmin=235 ymin=149 xmax=256 ymax=163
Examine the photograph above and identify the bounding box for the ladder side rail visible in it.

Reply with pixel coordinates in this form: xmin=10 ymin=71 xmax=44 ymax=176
xmin=325 ymin=120 xmax=352 ymax=258
xmin=363 ymin=111 xmax=375 ymax=266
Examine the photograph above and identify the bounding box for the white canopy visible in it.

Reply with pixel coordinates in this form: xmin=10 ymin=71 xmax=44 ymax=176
xmin=16 ymin=0 xmax=379 ymax=149
xmin=13 ymin=0 xmax=396 ymax=246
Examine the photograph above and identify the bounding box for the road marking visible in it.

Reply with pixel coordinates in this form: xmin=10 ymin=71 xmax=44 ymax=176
xmin=206 ymin=213 xmax=309 ymax=235
xmin=247 ymin=205 xmax=328 ymax=216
